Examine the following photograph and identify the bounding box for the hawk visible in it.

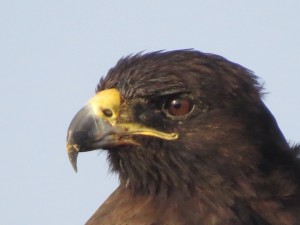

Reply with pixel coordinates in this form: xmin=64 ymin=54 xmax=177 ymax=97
xmin=67 ymin=50 xmax=300 ymax=225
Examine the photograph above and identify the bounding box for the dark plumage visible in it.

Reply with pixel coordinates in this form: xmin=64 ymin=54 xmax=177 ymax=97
xmin=67 ymin=50 xmax=300 ymax=225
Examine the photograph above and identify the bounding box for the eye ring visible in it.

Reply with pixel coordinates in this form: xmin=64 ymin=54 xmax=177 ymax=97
xmin=162 ymin=97 xmax=195 ymax=119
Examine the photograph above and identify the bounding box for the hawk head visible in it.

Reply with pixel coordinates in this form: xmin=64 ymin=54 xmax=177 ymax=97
xmin=66 ymin=50 xmax=295 ymax=197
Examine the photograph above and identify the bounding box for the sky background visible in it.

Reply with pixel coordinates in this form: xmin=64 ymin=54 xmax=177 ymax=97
xmin=1 ymin=1 xmax=299 ymax=224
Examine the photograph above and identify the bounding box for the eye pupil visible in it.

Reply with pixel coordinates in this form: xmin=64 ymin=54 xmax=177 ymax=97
xmin=172 ymin=100 xmax=181 ymax=109
xmin=164 ymin=98 xmax=193 ymax=117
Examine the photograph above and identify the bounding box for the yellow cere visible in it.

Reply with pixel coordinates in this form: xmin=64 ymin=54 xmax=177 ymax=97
xmin=88 ymin=88 xmax=121 ymax=125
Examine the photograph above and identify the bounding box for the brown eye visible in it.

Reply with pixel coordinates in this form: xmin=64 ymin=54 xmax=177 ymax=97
xmin=164 ymin=98 xmax=193 ymax=117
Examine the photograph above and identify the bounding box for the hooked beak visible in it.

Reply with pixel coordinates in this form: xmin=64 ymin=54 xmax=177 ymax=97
xmin=66 ymin=88 xmax=178 ymax=172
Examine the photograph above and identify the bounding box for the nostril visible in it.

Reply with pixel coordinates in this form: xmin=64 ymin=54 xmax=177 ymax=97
xmin=102 ymin=109 xmax=113 ymax=117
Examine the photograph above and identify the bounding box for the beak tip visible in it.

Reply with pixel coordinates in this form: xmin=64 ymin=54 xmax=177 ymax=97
xmin=73 ymin=166 xmax=78 ymax=173
xmin=70 ymin=159 xmax=78 ymax=173
xmin=67 ymin=144 xmax=79 ymax=173
xmin=69 ymin=153 xmax=78 ymax=173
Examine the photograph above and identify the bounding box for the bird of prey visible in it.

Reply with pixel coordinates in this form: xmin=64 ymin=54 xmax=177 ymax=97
xmin=67 ymin=50 xmax=300 ymax=225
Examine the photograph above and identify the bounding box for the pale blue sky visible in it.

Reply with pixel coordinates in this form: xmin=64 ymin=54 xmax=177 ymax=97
xmin=1 ymin=1 xmax=299 ymax=224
